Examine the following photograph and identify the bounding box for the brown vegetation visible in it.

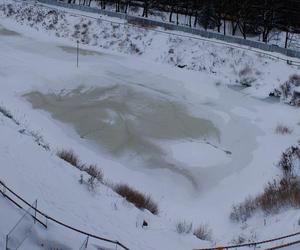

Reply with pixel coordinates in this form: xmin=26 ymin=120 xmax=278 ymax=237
xmin=114 ymin=184 xmax=159 ymax=215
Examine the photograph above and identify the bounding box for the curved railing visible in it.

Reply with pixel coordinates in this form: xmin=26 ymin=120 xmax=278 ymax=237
xmin=0 ymin=180 xmax=130 ymax=250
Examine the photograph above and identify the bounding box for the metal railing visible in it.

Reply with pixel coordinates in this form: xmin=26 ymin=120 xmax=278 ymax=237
xmin=0 ymin=180 xmax=130 ymax=250
xmin=2 ymin=179 xmax=300 ymax=250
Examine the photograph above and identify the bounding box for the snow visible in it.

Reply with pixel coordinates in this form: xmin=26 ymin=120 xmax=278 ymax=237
xmin=166 ymin=141 xmax=231 ymax=169
xmin=1 ymin=0 xmax=300 ymax=249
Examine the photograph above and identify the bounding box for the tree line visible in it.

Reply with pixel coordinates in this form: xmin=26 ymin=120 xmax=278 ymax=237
xmin=67 ymin=0 xmax=300 ymax=48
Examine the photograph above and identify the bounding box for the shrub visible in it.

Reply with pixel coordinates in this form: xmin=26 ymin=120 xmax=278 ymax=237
xmin=230 ymin=197 xmax=257 ymax=222
xmin=176 ymin=221 xmax=193 ymax=234
xmin=259 ymin=177 xmax=300 ymax=214
xmin=0 ymin=105 xmax=13 ymax=119
xmin=239 ymin=65 xmax=256 ymax=87
xmin=273 ymin=75 xmax=300 ymax=106
xmin=231 ymin=178 xmax=300 ymax=222
xmin=231 ymin=235 xmax=246 ymax=245
xmin=275 ymin=125 xmax=293 ymax=135
xmin=193 ymin=224 xmax=212 ymax=241
xmin=84 ymin=164 xmax=103 ymax=182
xmin=114 ymin=184 xmax=159 ymax=215
xmin=28 ymin=130 xmax=50 ymax=151
xmin=81 ymin=164 xmax=104 ymax=191
xmin=57 ymin=149 xmax=80 ymax=168
xmin=231 ymin=146 xmax=300 ymax=222
xmin=0 ymin=105 xmax=19 ymax=125
xmin=278 ymin=146 xmax=300 ymax=177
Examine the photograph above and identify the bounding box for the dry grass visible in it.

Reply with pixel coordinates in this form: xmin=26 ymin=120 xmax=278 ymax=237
xmin=193 ymin=224 xmax=212 ymax=241
xmin=230 ymin=197 xmax=256 ymax=222
xmin=57 ymin=149 xmax=104 ymax=191
xmin=57 ymin=149 xmax=80 ymax=168
xmin=0 ymin=105 xmax=19 ymax=125
xmin=176 ymin=221 xmax=193 ymax=234
xmin=0 ymin=105 xmax=13 ymax=119
xmin=84 ymin=164 xmax=103 ymax=182
xmin=57 ymin=150 xmax=160 ymax=214
xmin=114 ymin=184 xmax=159 ymax=215
xmin=215 ymin=81 xmax=222 ymax=87
xmin=275 ymin=124 xmax=293 ymax=135
xmin=230 ymin=146 xmax=300 ymax=222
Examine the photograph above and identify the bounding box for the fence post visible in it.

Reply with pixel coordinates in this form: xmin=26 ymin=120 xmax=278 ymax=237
xmin=77 ymin=40 xmax=79 ymax=68
xmin=85 ymin=236 xmax=89 ymax=248
xmin=34 ymin=200 xmax=37 ymax=224
xmin=5 ymin=235 xmax=9 ymax=250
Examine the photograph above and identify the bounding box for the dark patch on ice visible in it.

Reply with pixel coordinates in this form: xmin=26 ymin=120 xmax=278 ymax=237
xmin=227 ymin=84 xmax=248 ymax=92
xmin=0 ymin=25 xmax=20 ymax=36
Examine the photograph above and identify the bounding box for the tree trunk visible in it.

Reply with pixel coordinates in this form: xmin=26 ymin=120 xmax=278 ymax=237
xmin=142 ymin=1 xmax=148 ymax=17
xmin=194 ymin=12 xmax=198 ymax=27
xmin=169 ymin=8 xmax=173 ymax=22
xmin=285 ymin=31 xmax=289 ymax=49
xmin=231 ymin=21 xmax=238 ymax=36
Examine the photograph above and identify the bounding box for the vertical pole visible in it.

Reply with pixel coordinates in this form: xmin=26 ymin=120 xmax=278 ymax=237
xmin=34 ymin=200 xmax=37 ymax=224
xmin=6 ymin=235 xmax=9 ymax=250
xmin=77 ymin=40 xmax=79 ymax=68
xmin=85 ymin=236 xmax=89 ymax=249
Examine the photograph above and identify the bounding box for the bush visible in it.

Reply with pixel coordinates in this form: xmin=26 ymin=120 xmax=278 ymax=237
xmin=272 ymin=75 xmax=300 ymax=106
xmin=0 ymin=105 xmax=13 ymax=119
xmin=231 ymin=235 xmax=246 ymax=245
xmin=28 ymin=130 xmax=50 ymax=151
xmin=259 ymin=178 xmax=300 ymax=214
xmin=230 ymin=197 xmax=257 ymax=222
xmin=275 ymin=125 xmax=293 ymax=135
xmin=239 ymin=65 xmax=256 ymax=87
xmin=231 ymin=178 xmax=300 ymax=222
xmin=278 ymin=146 xmax=300 ymax=177
xmin=114 ymin=184 xmax=159 ymax=215
xmin=84 ymin=164 xmax=103 ymax=182
xmin=57 ymin=150 xmax=104 ymax=191
xmin=230 ymin=146 xmax=300 ymax=222
xmin=176 ymin=221 xmax=193 ymax=234
xmin=57 ymin=149 xmax=80 ymax=168
xmin=193 ymin=224 xmax=212 ymax=241
xmin=0 ymin=105 xmax=19 ymax=125
xmin=80 ymin=164 xmax=104 ymax=191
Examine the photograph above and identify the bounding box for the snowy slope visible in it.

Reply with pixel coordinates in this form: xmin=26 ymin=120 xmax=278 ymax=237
xmin=1 ymin=1 xmax=300 ymax=250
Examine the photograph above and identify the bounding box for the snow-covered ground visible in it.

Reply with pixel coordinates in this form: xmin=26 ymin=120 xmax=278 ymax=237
xmin=64 ymin=0 xmax=300 ymax=51
xmin=1 ymin=0 xmax=300 ymax=249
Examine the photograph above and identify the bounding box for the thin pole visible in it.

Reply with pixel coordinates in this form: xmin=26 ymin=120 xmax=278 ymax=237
xmin=6 ymin=235 xmax=8 ymax=250
xmin=85 ymin=236 xmax=89 ymax=248
xmin=34 ymin=200 xmax=37 ymax=224
xmin=77 ymin=40 xmax=79 ymax=68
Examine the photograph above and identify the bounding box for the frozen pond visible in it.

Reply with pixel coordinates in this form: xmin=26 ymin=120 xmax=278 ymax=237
xmin=25 ymin=86 xmax=220 ymax=153
xmin=3 ymin=25 xmax=258 ymax=190
xmin=24 ymin=84 xmax=223 ymax=187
